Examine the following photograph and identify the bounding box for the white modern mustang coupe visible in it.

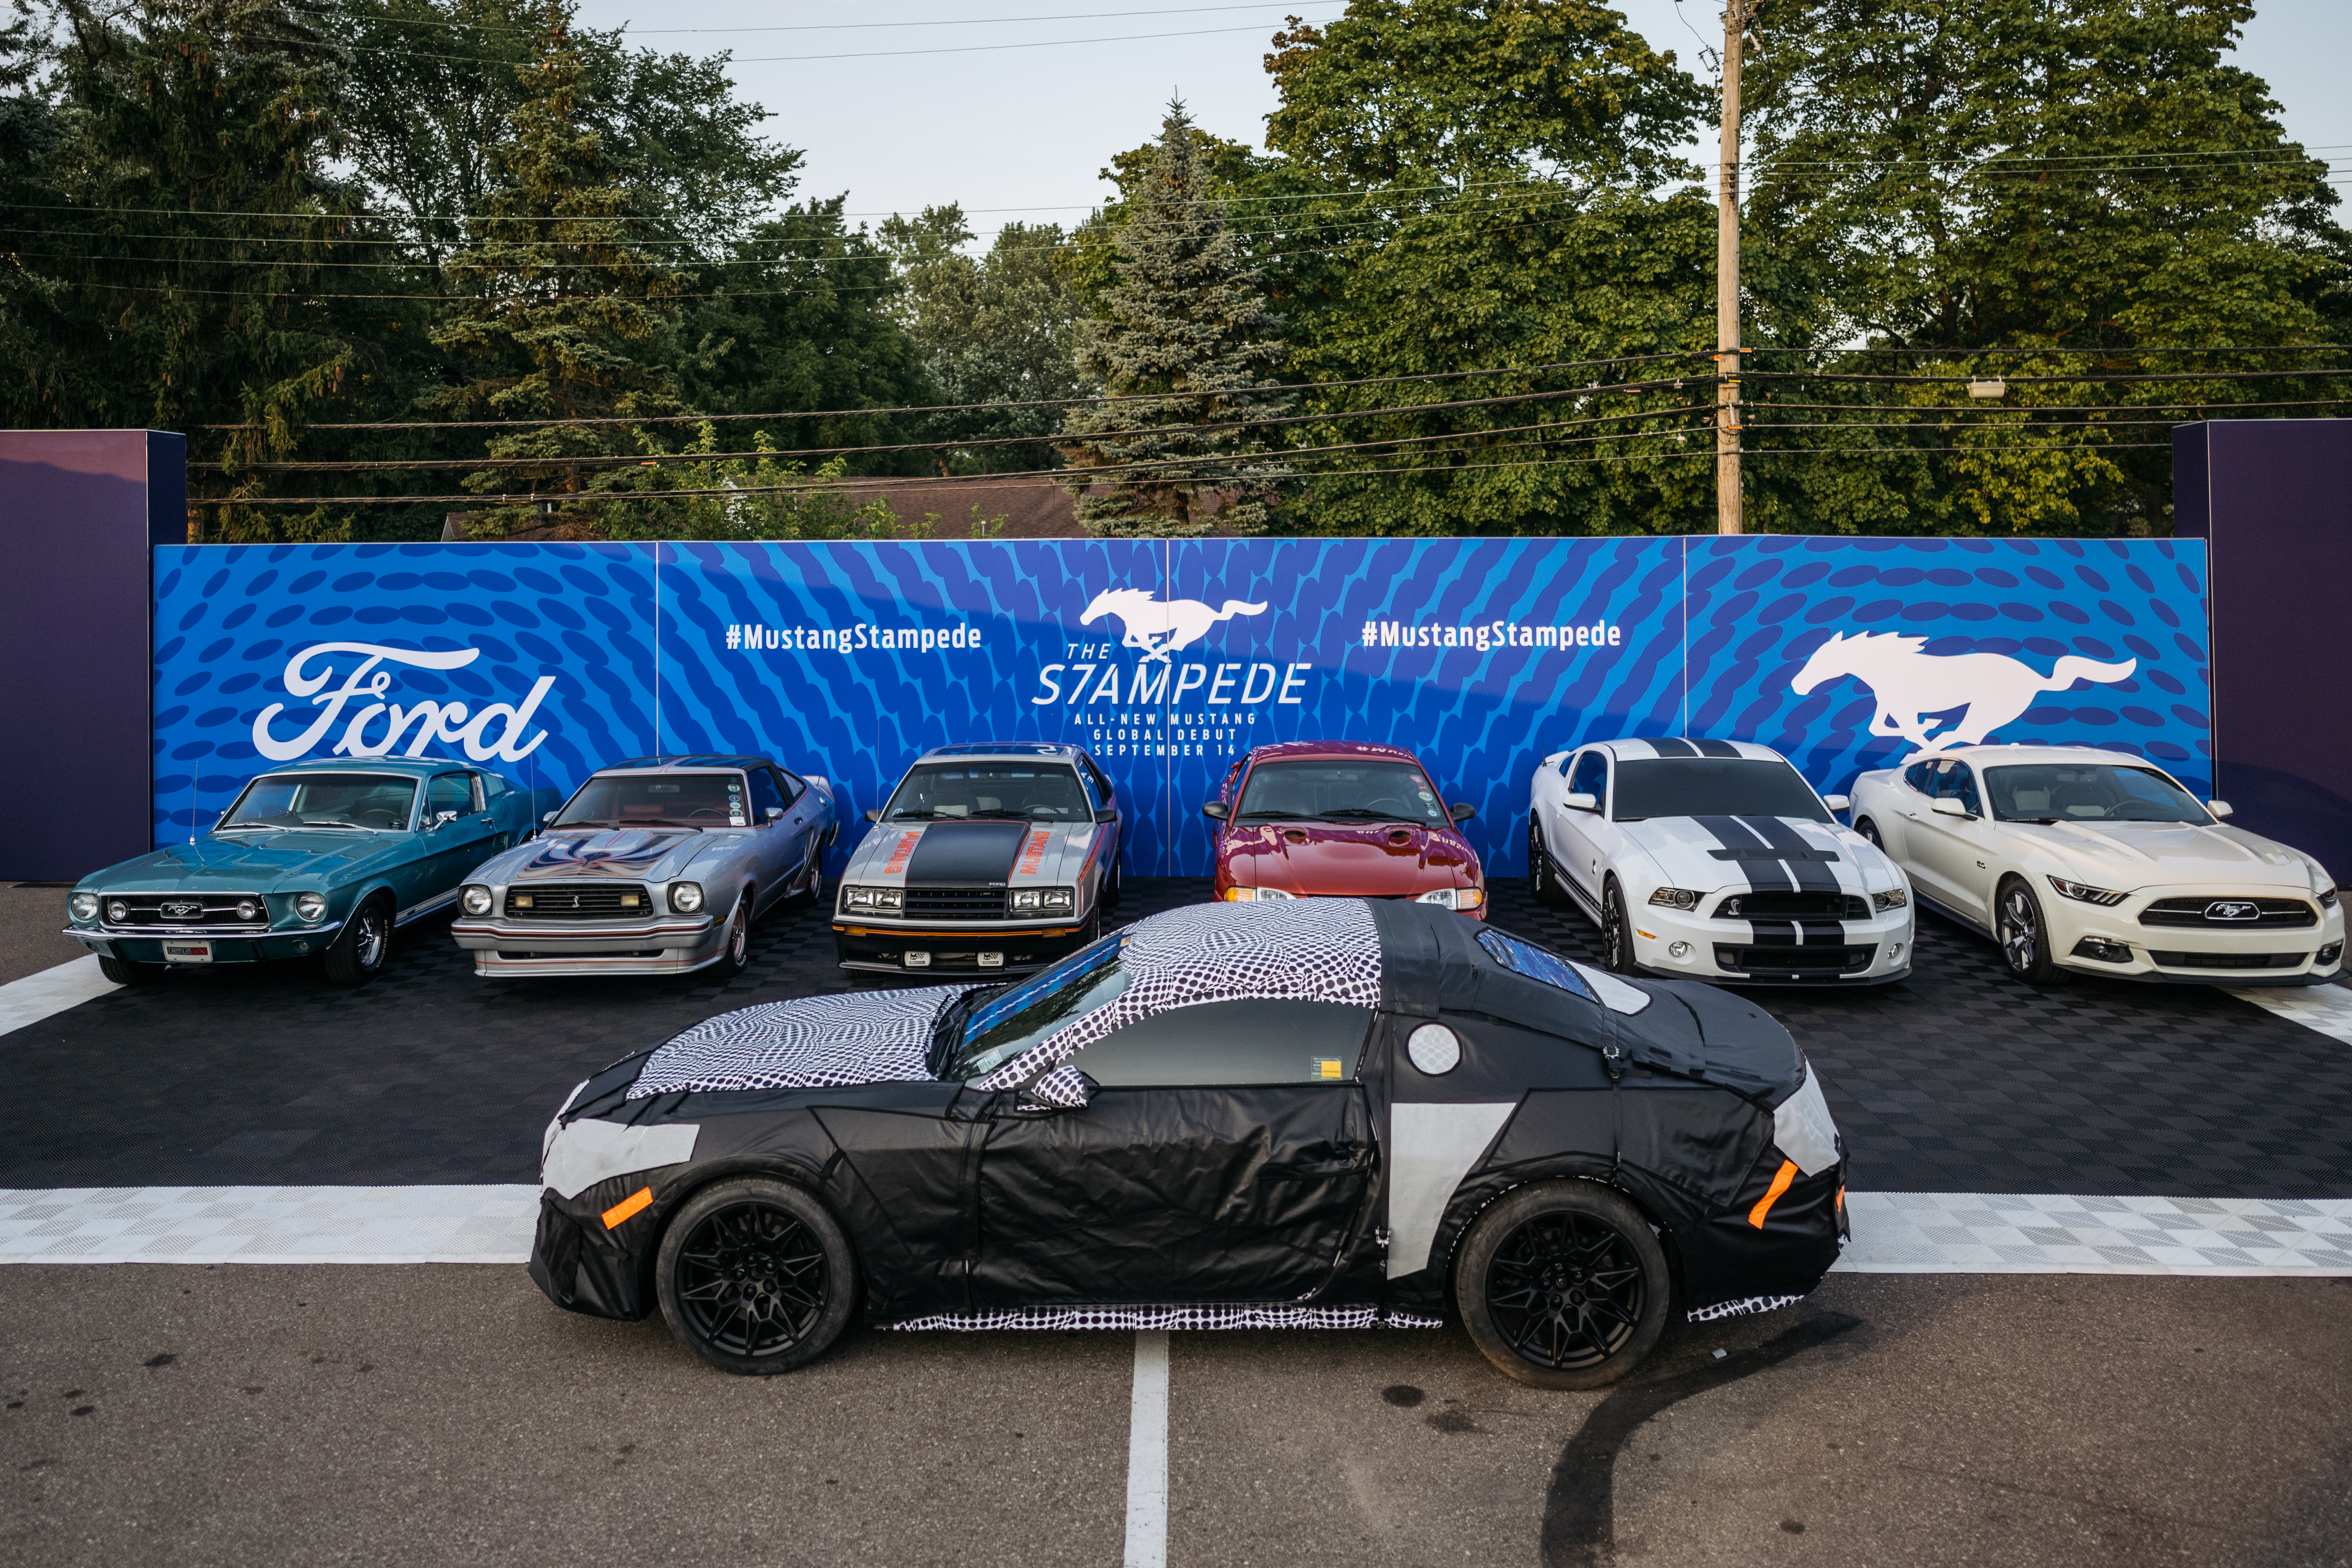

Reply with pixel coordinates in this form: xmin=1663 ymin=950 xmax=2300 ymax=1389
xmin=1528 ymin=737 xmax=1915 ymax=985
xmin=1848 ymin=745 xmax=2344 ymax=987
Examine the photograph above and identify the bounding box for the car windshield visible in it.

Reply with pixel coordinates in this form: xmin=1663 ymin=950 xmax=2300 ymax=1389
xmin=884 ymin=763 xmax=1088 ymax=822
xmin=555 ymin=772 xmax=745 ymax=828
xmin=1610 ymin=759 xmax=1829 ymax=823
xmin=1984 ymin=763 xmax=2211 ymax=825
xmin=942 ymin=932 xmax=1130 ymax=1080
xmin=220 ymin=773 xmax=417 ymax=831
xmin=1234 ymin=759 xmax=1447 ymax=825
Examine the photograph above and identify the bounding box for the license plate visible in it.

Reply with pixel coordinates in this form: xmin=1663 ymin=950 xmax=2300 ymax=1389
xmin=163 ymin=941 xmax=213 ymax=964
xmin=978 ymin=952 xmax=1005 ymax=969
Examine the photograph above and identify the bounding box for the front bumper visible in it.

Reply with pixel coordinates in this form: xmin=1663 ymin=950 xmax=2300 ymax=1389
xmin=451 ymin=914 xmax=724 ymax=977
xmin=833 ymin=919 xmax=1094 ymax=977
xmin=1626 ymin=906 xmax=1916 ymax=986
xmin=2049 ymin=889 xmax=2344 ymax=986
xmin=63 ymin=923 xmax=346 ymax=965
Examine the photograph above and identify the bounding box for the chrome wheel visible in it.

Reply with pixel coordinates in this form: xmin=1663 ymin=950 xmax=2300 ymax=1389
xmin=672 ymin=1200 xmax=830 ymax=1360
xmin=1484 ymin=1209 xmax=1648 ymax=1373
xmin=2000 ymin=886 xmax=2038 ymax=972
xmin=726 ymin=903 xmax=750 ymax=967
xmin=354 ymin=906 xmax=387 ymax=971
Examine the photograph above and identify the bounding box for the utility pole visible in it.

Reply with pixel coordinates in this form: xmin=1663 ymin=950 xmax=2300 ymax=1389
xmin=1715 ymin=0 xmax=1748 ymax=535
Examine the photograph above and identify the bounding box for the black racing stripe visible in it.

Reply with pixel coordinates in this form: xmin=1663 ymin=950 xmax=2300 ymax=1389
xmin=1690 ymin=738 xmax=1743 ymax=759
xmin=903 ymin=820 xmax=1031 ymax=885
xmin=1797 ymin=919 xmax=1847 ymax=945
xmin=1746 ymin=917 xmax=1799 ymax=948
xmin=1693 ymin=816 xmax=1795 ymax=894
xmin=1735 ymin=816 xmax=1842 ymax=896
xmin=1648 ymin=737 xmax=1699 ymax=759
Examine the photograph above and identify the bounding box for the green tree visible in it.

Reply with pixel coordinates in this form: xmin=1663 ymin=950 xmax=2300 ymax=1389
xmin=427 ymin=6 xmax=690 ymax=528
xmin=1055 ymin=99 xmax=1289 ymax=537
xmin=1743 ymin=0 xmax=2352 ymax=535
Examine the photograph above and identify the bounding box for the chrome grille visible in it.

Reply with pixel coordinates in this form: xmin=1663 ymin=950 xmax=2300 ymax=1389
xmin=2138 ymin=897 xmax=2316 ymax=929
xmin=100 ymin=892 xmax=269 ymax=931
xmin=504 ymin=884 xmax=653 ymax=919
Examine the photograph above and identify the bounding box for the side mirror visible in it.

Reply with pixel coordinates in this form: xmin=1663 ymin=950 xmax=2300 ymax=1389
xmin=765 ymin=806 xmax=785 ymax=821
xmin=2207 ymin=799 xmax=2233 ymax=819
xmin=1014 ymin=1064 xmax=1096 ymax=1115
xmin=1929 ymin=797 xmax=1971 ymax=818
xmin=864 ymin=808 xmax=881 ymax=823
xmin=1094 ymin=807 xmax=1120 ymax=823
xmin=1200 ymin=801 xmax=1229 ymax=820
xmin=432 ymin=810 xmax=460 ymax=828
xmin=1564 ymin=792 xmax=1599 ymax=813
xmin=1822 ymin=793 xmax=1851 ymax=813
xmin=540 ymin=812 xmax=556 ymax=825
xmin=1449 ymin=802 xmax=1476 ymax=823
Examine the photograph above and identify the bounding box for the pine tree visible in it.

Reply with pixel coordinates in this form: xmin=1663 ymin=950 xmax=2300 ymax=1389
xmin=1055 ymin=99 xmax=1288 ymax=537
xmin=429 ymin=4 xmax=688 ymax=527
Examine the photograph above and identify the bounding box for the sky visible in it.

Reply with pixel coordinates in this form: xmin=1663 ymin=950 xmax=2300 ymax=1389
xmin=567 ymin=0 xmax=2352 ymax=240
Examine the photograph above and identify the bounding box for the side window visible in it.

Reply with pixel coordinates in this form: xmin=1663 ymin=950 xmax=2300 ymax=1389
xmin=1568 ymin=750 xmax=1609 ymax=801
xmin=480 ymin=772 xmax=508 ymax=799
xmin=771 ymin=767 xmax=804 ymax=806
xmin=1903 ymin=762 xmax=1931 ymax=793
xmin=1072 ymin=765 xmax=1103 ymax=811
xmin=746 ymin=769 xmax=788 ymax=823
xmin=1071 ymin=999 xmax=1374 ymax=1087
xmin=1948 ymin=765 xmax=1983 ymax=817
xmin=426 ymin=772 xmax=472 ymax=822
xmin=1086 ymin=756 xmax=1115 ymax=803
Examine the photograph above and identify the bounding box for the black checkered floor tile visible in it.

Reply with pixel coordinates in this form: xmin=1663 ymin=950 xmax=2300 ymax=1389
xmin=2 ymin=882 xmax=2345 ymax=1198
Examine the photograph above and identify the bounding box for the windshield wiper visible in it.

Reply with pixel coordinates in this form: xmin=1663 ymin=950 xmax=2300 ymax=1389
xmin=889 ymin=809 xmax=947 ymax=820
xmin=1321 ymin=808 xmax=1410 ymax=821
xmin=964 ymin=810 xmax=1037 ymax=821
xmin=297 ymin=818 xmax=372 ymax=830
xmin=1237 ymin=809 xmax=1312 ymax=820
xmin=555 ymin=819 xmax=701 ymax=831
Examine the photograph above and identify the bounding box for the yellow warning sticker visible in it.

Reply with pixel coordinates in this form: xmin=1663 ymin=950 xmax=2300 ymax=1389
xmin=1313 ymin=1058 xmax=1343 ymax=1080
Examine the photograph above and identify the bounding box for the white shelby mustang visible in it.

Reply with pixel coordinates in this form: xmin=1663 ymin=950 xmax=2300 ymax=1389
xmin=1849 ymin=744 xmax=2344 ymax=988
xmin=832 ymin=742 xmax=1125 ymax=978
xmin=1528 ymin=737 xmax=1915 ymax=986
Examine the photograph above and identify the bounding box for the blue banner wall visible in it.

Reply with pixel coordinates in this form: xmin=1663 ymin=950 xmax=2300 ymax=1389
xmin=152 ymin=535 xmax=2213 ymax=875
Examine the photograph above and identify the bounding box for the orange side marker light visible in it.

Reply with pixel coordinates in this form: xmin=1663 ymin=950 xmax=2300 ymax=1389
xmin=602 ymin=1186 xmax=654 ymax=1230
xmin=1747 ymin=1159 xmax=1799 ymax=1229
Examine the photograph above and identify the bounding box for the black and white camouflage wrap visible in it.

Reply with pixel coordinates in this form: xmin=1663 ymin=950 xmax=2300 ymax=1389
xmin=886 ymin=1305 xmax=1444 ymax=1332
xmin=626 ymin=985 xmax=970 ymax=1098
xmin=1686 ymin=1293 xmax=1805 ymax=1323
xmin=973 ymin=899 xmax=1382 ymax=1091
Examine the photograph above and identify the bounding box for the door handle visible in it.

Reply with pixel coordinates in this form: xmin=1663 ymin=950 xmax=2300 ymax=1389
xmin=477 ymin=815 xmax=494 ymax=824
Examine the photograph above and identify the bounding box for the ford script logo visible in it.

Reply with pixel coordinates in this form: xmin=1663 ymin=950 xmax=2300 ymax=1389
xmin=252 ymin=642 xmax=556 ymax=765
xmin=161 ymin=900 xmax=201 ymax=919
xmin=2205 ymin=900 xmax=2261 ymax=922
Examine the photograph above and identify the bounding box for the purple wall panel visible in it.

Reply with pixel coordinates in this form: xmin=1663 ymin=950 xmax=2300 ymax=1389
xmin=0 ymin=430 xmax=183 ymax=879
xmin=2173 ymin=419 xmax=2352 ymax=881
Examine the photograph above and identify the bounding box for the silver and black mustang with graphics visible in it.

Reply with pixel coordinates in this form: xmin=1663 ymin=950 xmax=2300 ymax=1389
xmin=529 ymin=900 xmax=1848 ymax=1389
xmin=831 ymin=742 xmax=1123 ymax=978
xmin=450 ymin=755 xmax=837 ymax=978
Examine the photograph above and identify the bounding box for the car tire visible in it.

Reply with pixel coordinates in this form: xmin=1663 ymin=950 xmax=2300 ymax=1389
xmin=1854 ymin=817 xmax=1885 ymax=849
xmin=321 ymin=895 xmax=391 ymax=986
xmin=1530 ymin=821 xmax=1566 ymax=908
xmin=1455 ymin=1179 xmax=1671 ymax=1391
xmin=657 ymin=1176 xmax=857 ymax=1377
xmin=714 ymin=896 xmax=752 ymax=978
xmin=97 ymin=955 xmax=165 ymax=986
xmin=1600 ymin=877 xmax=1638 ymax=975
xmin=1105 ymin=852 xmax=1125 ymax=909
xmin=1995 ymin=875 xmax=2065 ymax=987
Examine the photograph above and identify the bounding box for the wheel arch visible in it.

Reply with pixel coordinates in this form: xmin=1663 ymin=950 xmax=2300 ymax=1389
xmin=1426 ymin=1160 xmax=1681 ymax=1321
xmin=640 ymin=1153 xmax=865 ymax=1316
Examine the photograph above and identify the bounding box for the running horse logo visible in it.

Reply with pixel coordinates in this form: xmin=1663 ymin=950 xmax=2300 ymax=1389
xmin=1079 ymin=587 xmax=1269 ymax=664
xmin=1789 ymin=631 xmax=2138 ymax=753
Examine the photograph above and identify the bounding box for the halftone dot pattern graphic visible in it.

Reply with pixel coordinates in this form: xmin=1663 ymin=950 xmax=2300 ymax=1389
xmin=151 ymin=537 xmax=2212 ymax=875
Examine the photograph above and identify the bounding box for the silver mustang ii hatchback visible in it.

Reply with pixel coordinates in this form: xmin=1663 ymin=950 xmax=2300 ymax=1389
xmin=450 ymin=754 xmax=837 ymax=978
xmin=833 ymin=742 xmax=1124 ymax=978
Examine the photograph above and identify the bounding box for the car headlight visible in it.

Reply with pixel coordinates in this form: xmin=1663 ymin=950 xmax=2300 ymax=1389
xmin=1224 ymin=887 xmax=1297 ymax=902
xmin=294 ymin=892 xmax=327 ymax=922
xmin=106 ymin=899 xmax=128 ymax=923
xmin=460 ymin=884 xmax=493 ymax=916
xmin=69 ymin=892 xmax=98 ymax=923
xmin=842 ymin=885 xmax=903 ymax=911
xmin=2046 ymin=875 xmax=2128 ymax=906
xmin=1647 ymin=887 xmax=1701 ymax=911
xmin=1041 ymin=887 xmax=1075 ymax=911
xmin=2320 ymin=883 xmax=2339 ymax=911
xmin=668 ymin=881 xmax=705 ymax=914
xmin=235 ymin=899 xmax=260 ymax=921
xmin=1415 ymin=888 xmax=1484 ymax=910
xmin=1872 ymin=887 xmax=1909 ymax=912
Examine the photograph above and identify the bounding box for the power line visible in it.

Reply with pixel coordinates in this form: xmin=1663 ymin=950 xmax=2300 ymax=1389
xmin=298 ymin=1 xmax=1346 ymax=35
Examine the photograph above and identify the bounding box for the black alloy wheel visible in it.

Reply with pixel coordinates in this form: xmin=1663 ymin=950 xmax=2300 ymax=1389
xmin=1854 ymin=817 xmax=1885 ymax=848
xmin=657 ymin=1177 xmax=856 ymax=1376
xmin=1996 ymin=875 xmax=2063 ymax=986
xmin=1529 ymin=822 xmax=1564 ymax=907
xmin=1105 ymin=850 xmax=1125 ymax=909
xmin=321 ymin=895 xmax=391 ymax=986
xmin=97 ymin=955 xmax=165 ymax=986
xmin=1456 ymin=1180 xmax=1670 ymax=1390
xmin=1600 ymin=878 xmax=1637 ymax=975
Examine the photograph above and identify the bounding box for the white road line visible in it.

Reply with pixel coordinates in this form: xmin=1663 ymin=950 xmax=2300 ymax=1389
xmin=0 ymin=955 xmax=118 ymax=1039
xmin=4 ymin=1187 xmax=2349 ymax=1279
xmin=1122 ymin=1329 xmax=1170 ymax=1568
xmin=2228 ymin=982 xmax=2352 ymax=1048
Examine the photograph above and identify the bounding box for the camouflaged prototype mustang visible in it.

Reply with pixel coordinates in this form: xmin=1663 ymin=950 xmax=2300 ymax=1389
xmin=530 ymin=900 xmax=1849 ymax=1388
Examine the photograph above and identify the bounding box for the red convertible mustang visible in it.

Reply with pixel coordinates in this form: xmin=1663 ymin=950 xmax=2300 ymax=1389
xmin=1204 ymin=742 xmax=1485 ymax=916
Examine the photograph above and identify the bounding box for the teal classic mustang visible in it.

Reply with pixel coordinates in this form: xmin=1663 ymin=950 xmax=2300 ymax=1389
xmin=63 ymin=757 xmax=560 ymax=986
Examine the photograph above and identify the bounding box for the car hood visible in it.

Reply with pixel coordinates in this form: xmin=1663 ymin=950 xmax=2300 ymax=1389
xmin=78 ymin=832 xmax=395 ymax=892
xmin=1219 ymin=821 xmax=1478 ymax=897
xmin=1618 ymin=815 xmax=1896 ymax=895
xmin=2017 ymin=820 xmax=2325 ymax=890
xmin=497 ymin=828 xmax=715 ymax=884
xmin=842 ymin=818 xmax=1107 ymax=888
